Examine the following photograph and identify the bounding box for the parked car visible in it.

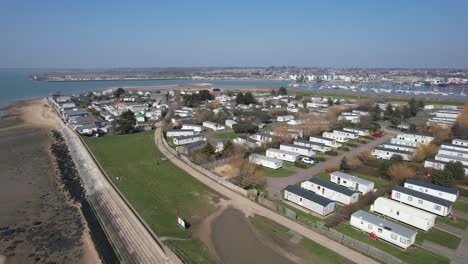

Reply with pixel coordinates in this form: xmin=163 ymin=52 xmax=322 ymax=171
xmin=302 ymin=157 xmax=315 ymax=164
xmin=372 ymin=133 xmax=382 ymax=138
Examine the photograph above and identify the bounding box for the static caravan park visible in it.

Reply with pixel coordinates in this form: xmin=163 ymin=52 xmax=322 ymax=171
xmin=371 ymin=197 xmax=436 ymax=231
xmin=391 ymin=186 xmax=453 ymax=216
xmin=404 ymin=179 xmax=459 ymax=202
xmin=266 ymin=148 xmax=300 ymax=162
xmin=301 ymin=178 xmax=359 ymax=205
xmin=330 ymin=171 xmax=375 ymax=194
xmin=249 ymin=154 xmax=283 ymax=170
xmin=350 ymin=210 xmax=417 ymax=249
xmin=280 ymin=144 xmax=315 ymax=157
xmin=284 ymin=185 xmax=335 ymax=216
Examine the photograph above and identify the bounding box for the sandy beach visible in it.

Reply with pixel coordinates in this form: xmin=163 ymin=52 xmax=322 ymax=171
xmin=0 ymin=99 xmax=100 ymax=263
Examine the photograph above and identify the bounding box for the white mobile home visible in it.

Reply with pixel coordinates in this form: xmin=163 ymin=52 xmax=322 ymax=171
xmin=404 ymin=179 xmax=459 ymax=203
xmin=166 ymin=129 xmax=196 ymax=138
xmin=380 ymin=143 xmax=416 ymax=153
xmin=233 ymin=136 xmax=260 ymax=148
xmin=284 ymin=185 xmax=335 ymax=216
xmin=301 ymin=178 xmax=359 ymax=205
xmin=371 ymin=197 xmax=436 ymax=231
xmin=225 ymin=119 xmax=238 ymax=128
xmin=266 ymin=148 xmax=300 ymax=162
xmin=453 ymin=138 xmax=468 ymax=147
xmin=330 ymin=171 xmax=374 ymax=194
xmin=249 ymin=154 xmax=283 ymax=170
xmin=181 ymin=124 xmax=204 ymax=132
xmin=350 ymin=210 xmax=417 ymax=249
xmin=309 ymin=136 xmax=342 ymax=148
xmin=280 ymin=144 xmax=315 ymax=157
xmin=322 ymin=131 xmax=349 ymax=143
xmin=294 ymin=139 xmax=332 ymax=153
xmin=203 ymin=121 xmax=225 ymax=131
xmin=173 ymin=135 xmax=205 ymax=146
xmin=396 ymin=133 xmax=434 ymax=145
xmin=343 ymin=127 xmax=369 ymax=136
xmin=277 ymin=115 xmax=295 ymax=122
xmin=424 ymin=159 xmax=468 ymax=175
xmin=391 ymin=186 xmax=453 ymax=216
xmin=333 ymin=129 xmax=359 ymax=140
xmin=372 ymin=147 xmax=412 ymax=161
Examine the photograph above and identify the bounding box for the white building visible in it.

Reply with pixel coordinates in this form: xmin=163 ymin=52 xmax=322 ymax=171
xmin=453 ymin=138 xmax=468 ymax=147
xmin=338 ymin=112 xmax=360 ymax=123
xmin=424 ymin=159 xmax=468 ymax=175
xmin=301 ymin=178 xmax=359 ymax=205
xmin=404 ymin=179 xmax=459 ymax=203
xmin=233 ymin=136 xmax=260 ymax=148
xmin=249 ymin=154 xmax=283 ymax=170
xmin=343 ymin=127 xmax=369 ymax=136
xmin=284 ymin=185 xmax=335 ymax=216
xmin=322 ymin=131 xmax=349 ymax=143
xmin=203 ymin=121 xmax=225 ymax=131
xmin=380 ymin=143 xmax=416 ymax=153
xmin=330 ymin=171 xmax=374 ymax=194
xmin=333 ymin=129 xmax=359 ymax=140
xmin=391 ymin=186 xmax=453 ymax=216
xmin=309 ymin=136 xmax=342 ymax=148
xmin=280 ymin=144 xmax=315 ymax=157
xmin=294 ymin=139 xmax=332 ymax=153
xmin=250 ymin=133 xmax=275 ymax=144
xmin=350 ymin=210 xmax=417 ymax=249
xmin=225 ymin=119 xmax=238 ymax=128
xmin=371 ymin=197 xmax=436 ymax=231
xmin=396 ymin=133 xmax=434 ymax=146
xmin=277 ymin=115 xmax=295 ymax=122
xmin=266 ymin=148 xmax=300 ymax=162
xmin=181 ymin=124 xmax=204 ymax=132
xmin=166 ymin=129 xmax=196 ymax=138
xmin=173 ymin=134 xmax=205 ymax=146
xmin=372 ymin=147 xmax=412 ymax=161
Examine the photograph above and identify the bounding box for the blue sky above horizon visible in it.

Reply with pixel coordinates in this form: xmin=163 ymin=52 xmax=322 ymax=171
xmin=1 ymin=0 xmax=467 ymax=69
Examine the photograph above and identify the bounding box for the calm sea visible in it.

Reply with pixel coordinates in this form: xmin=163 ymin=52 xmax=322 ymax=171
xmin=0 ymin=69 xmax=289 ymax=108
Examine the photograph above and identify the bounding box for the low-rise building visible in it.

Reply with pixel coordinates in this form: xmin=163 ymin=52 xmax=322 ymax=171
xmin=391 ymin=186 xmax=453 ymax=216
xmin=333 ymin=129 xmax=359 ymax=140
xmin=309 ymin=136 xmax=342 ymax=148
xmin=343 ymin=127 xmax=369 ymax=136
xmin=350 ymin=210 xmax=417 ymax=249
xmin=301 ymin=178 xmax=359 ymax=205
xmin=181 ymin=124 xmax=204 ymax=132
xmin=266 ymin=148 xmax=300 ymax=162
xmin=233 ymin=136 xmax=260 ymax=148
xmin=166 ymin=129 xmax=197 ymax=138
xmin=396 ymin=133 xmax=434 ymax=145
xmin=371 ymin=197 xmax=436 ymax=231
xmin=330 ymin=171 xmax=374 ymax=194
xmin=280 ymin=144 xmax=315 ymax=157
xmin=372 ymin=147 xmax=412 ymax=161
xmin=322 ymin=131 xmax=349 ymax=143
xmin=225 ymin=119 xmax=238 ymax=128
xmin=294 ymin=139 xmax=332 ymax=153
xmin=284 ymin=185 xmax=335 ymax=216
xmin=404 ymin=179 xmax=459 ymax=203
xmin=203 ymin=121 xmax=225 ymax=131
xmin=249 ymin=154 xmax=283 ymax=170
xmin=173 ymin=134 xmax=205 ymax=146
xmin=277 ymin=115 xmax=295 ymax=122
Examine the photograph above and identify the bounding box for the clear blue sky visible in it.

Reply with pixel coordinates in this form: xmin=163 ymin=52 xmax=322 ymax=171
xmin=1 ymin=0 xmax=467 ymax=69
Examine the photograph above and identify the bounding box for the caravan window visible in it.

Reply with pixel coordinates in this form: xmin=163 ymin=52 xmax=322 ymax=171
xmin=434 ymin=205 xmax=441 ymax=211
xmin=408 ymin=196 xmax=412 ymax=201
xmin=377 ymin=228 xmax=382 ymax=233
xmin=300 ymin=198 xmax=303 ymax=202
xmin=400 ymin=237 xmax=407 ymax=244
xmin=395 ymin=193 xmax=400 ymax=198
xmin=418 ymin=200 xmax=423 ymax=204
xmin=391 ymin=234 xmax=397 ymax=240
xmin=368 ymin=224 xmax=372 ymax=229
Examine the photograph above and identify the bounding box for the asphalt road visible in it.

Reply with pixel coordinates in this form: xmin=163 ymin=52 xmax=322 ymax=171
xmin=265 ymin=130 xmax=398 ymax=199
xmin=155 ymin=125 xmax=379 ymax=264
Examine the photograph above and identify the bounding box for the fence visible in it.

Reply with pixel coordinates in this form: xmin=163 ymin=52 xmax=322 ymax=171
xmin=201 ymin=158 xmax=231 ymax=170
xmin=161 ymin=135 xmax=249 ymax=197
xmin=258 ymin=196 xmax=405 ymax=264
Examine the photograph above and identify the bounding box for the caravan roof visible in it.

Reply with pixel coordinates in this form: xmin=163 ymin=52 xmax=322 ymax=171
xmin=307 ymin=178 xmax=358 ymax=196
xmin=285 ymin=185 xmax=334 ymax=206
xmin=352 ymin=210 xmax=417 ymax=238
xmin=405 ymin=179 xmax=458 ymax=195
xmin=394 ymin=186 xmax=453 ymax=207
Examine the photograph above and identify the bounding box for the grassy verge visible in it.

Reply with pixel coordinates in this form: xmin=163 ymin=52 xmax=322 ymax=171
xmin=335 ymin=223 xmax=450 ymax=264
xmin=84 ymin=131 xmax=216 ymax=263
xmin=436 ymin=216 xmax=468 ymax=230
xmin=415 ymin=228 xmax=461 ymax=250
xmin=453 ymin=200 xmax=468 ymax=213
xmin=211 ymin=132 xmax=240 ymax=139
xmin=256 ymin=167 xmax=295 ymax=178
xmin=165 ymin=240 xmax=215 ymax=264
xmin=250 ymin=215 xmax=353 ymax=264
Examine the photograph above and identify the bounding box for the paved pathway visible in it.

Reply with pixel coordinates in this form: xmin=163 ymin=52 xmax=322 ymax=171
xmin=265 ymin=131 xmax=397 ymax=199
xmin=154 ymin=125 xmax=378 ymax=264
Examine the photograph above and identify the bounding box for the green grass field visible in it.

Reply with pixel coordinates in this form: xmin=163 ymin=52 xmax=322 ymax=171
xmin=250 ymin=215 xmax=353 ymax=264
xmin=335 ymin=223 xmax=450 ymax=264
xmin=256 ymin=166 xmax=295 ymax=178
xmin=415 ymin=228 xmax=461 ymax=250
xmin=211 ymin=132 xmax=240 ymax=139
xmin=84 ymin=131 xmax=216 ymax=263
xmin=453 ymin=200 xmax=468 ymax=213
xmin=436 ymin=215 xmax=468 ymax=230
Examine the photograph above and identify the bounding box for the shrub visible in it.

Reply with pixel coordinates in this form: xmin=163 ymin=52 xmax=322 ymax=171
xmin=387 ymin=163 xmax=416 ymax=184
xmin=325 ymin=164 xmax=340 ymax=173
xmin=295 ymin=161 xmax=308 ymax=169
xmin=412 ymin=143 xmax=439 ymax=162
xmin=432 ymin=169 xmax=455 ymax=187
xmin=444 ymin=161 xmax=465 ymax=180
xmin=340 ymin=157 xmax=351 ymax=171
xmin=347 ymin=143 xmax=358 ymax=148
xmin=325 ymin=150 xmax=338 ymax=156
xmin=358 ymin=150 xmax=372 ymax=162
xmin=233 ymin=123 xmax=259 ymax=134
xmin=347 ymin=156 xmax=362 ymax=169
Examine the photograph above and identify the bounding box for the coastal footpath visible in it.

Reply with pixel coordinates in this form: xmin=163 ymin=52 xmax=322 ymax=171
xmin=50 ymin=100 xmax=181 ymax=264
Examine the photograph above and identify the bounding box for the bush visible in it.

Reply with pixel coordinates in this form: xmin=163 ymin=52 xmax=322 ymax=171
xmin=387 ymin=163 xmax=416 ymax=184
xmin=358 ymin=150 xmax=372 ymax=162
xmin=232 ymin=123 xmax=259 ymax=134
xmin=357 ymin=139 xmax=368 ymax=144
xmin=347 ymin=143 xmax=358 ymax=148
xmin=325 ymin=150 xmax=338 ymax=156
xmin=325 ymin=164 xmax=340 ymax=173
xmin=412 ymin=143 xmax=439 ymax=162
xmin=432 ymin=169 xmax=454 ymax=187
xmin=444 ymin=161 xmax=465 ymax=180
xmin=295 ymin=161 xmax=308 ymax=169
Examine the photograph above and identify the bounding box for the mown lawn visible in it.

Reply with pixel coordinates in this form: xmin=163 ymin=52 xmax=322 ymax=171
xmin=436 ymin=215 xmax=468 ymax=230
xmin=211 ymin=132 xmax=240 ymax=139
xmin=335 ymin=223 xmax=450 ymax=264
xmin=84 ymin=131 xmax=216 ymax=263
xmin=256 ymin=167 xmax=295 ymax=178
xmin=416 ymin=227 xmax=461 ymax=250
xmin=250 ymin=215 xmax=353 ymax=264
xmin=453 ymin=200 xmax=468 ymax=213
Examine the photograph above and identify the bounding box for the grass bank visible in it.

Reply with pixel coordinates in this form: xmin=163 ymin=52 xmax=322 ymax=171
xmin=84 ymin=131 xmax=216 ymax=263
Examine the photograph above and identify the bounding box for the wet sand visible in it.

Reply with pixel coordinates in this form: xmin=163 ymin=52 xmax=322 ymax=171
xmin=211 ymin=207 xmax=293 ymax=264
xmin=0 ymin=99 xmax=99 ymax=263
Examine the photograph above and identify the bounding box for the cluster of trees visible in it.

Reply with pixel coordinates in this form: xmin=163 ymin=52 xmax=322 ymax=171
xmin=182 ymin=90 xmax=213 ymax=107
xmin=191 ymin=141 xmax=235 ymax=164
xmin=370 ymin=98 xmax=425 ymax=125
xmin=432 ymin=161 xmax=465 ymax=186
xmin=452 ymin=103 xmax=468 ymax=140
xmin=378 ymin=154 xmax=416 ymax=183
xmin=339 ymin=156 xmax=362 ymax=171
xmin=271 ymin=87 xmax=288 ymax=96
xmin=233 ymin=109 xmax=271 ymax=124
xmin=412 ymin=143 xmax=439 ymax=162
xmin=111 ymin=110 xmax=136 ymax=135
xmin=235 ymin=92 xmax=256 ymax=105
xmin=232 ymin=123 xmax=259 ymax=134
